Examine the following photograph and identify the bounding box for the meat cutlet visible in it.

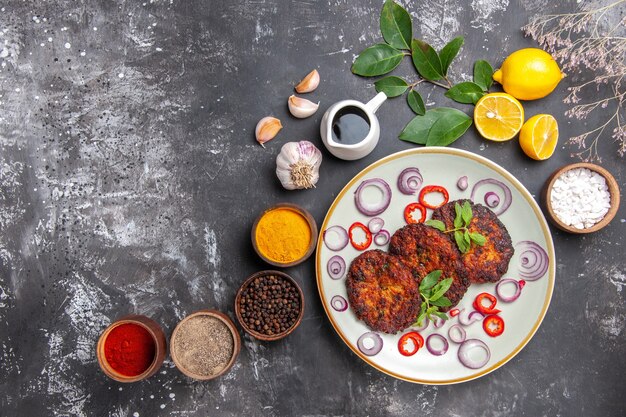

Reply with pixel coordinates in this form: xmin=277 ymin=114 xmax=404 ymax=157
xmin=432 ymin=199 xmax=514 ymax=283
xmin=388 ymin=223 xmax=469 ymax=310
xmin=346 ymin=250 xmax=421 ymax=334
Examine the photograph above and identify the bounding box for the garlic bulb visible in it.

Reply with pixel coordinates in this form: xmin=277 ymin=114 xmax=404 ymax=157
xmin=255 ymin=116 xmax=282 ymax=147
xmin=276 ymin=141 xmax=322 ymax=190
xmin=288 ymin=95 xmax=319 ymax=119
xmin=295 ymin=69 xmax=320 ymax=93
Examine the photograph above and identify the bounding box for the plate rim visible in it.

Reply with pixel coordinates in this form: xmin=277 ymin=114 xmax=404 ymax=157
xmin=315 ymin=147 xmax=556 ymax=385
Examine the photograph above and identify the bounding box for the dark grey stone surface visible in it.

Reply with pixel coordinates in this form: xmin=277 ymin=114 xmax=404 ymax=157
xmin=0 ymin=0 xmax=624 ymax=416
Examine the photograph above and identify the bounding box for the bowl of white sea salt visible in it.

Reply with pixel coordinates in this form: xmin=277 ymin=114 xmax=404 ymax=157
xmin=543 ymin=163 xmax=620 ymax=234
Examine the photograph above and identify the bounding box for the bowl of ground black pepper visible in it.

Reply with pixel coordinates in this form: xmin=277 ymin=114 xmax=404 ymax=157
xmin=170 ymin=310 xmax=241 ymax=381
xmin=96 ymin=314 xmax=167 ymax=383
xmin=251 ymin=203 xmax=318 ymax=267
xmin=235 ymin=270 xmax=305 ymax=341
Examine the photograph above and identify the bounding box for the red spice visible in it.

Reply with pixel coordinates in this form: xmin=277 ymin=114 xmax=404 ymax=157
xmin=104 ymin=323 xmax=155 ymax=377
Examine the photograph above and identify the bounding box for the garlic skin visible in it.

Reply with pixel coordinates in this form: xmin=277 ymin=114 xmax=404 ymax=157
xmin=255 ymin=117 xmax=282 ymax=147
xmin=288 ymin=95 xmax=319 ymax=119
xmin=276 ymin=141 xmax=322 ymax=190
xmin=295 ymin=69 xmax=320 ymax=93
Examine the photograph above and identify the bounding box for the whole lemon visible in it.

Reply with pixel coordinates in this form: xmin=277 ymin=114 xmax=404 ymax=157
xmin=493 ymin=48 xmax=564 ymax=100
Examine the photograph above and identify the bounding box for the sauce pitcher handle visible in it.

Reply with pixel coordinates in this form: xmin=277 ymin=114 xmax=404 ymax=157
xmin=364 ymin=92 xmax=387 ymax=114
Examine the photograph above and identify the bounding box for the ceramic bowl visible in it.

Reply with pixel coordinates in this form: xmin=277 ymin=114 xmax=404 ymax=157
xmin=96 ymin=314 xmax=167 ymax=383
xmin=251 ymin=203 xmax=318 ymax=267
xmin=235 ymin=270 xmax=305 ymax=341
xmin=170 ymin=310 xmax=241 ymax=381
xmin=542 ymin=162 xmax=620 ymax=234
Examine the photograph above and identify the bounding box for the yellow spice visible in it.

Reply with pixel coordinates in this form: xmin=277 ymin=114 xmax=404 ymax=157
xmin=255 ymin=208 xmax=311 ymax=263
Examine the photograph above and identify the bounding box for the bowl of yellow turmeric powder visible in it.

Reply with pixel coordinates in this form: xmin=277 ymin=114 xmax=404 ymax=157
xmin=252 ymin=203 xmax=318 ymax=267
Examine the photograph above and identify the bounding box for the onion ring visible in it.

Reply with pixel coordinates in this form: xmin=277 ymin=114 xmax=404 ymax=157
xmin=458 ymin=339 xmax=491 ymax=369
xmin=323 ymin=225 xmax=348 ymax=251
xmin=367 ymin=217 xmax=384 ymax=234
xmin=458 ymin=309 xmax=484 ymax=326
xmin=330 ymin=295 xmax=348 ymax=312
xmin=426 ymin=333 xmax=449 ymax=356
xmin=448 ymin=324 xmax=466 ymax=344
xmin=356 ymin=332 xmax=383 ymax=356
xmin=470 ymin=178 xmax=512 ymax=216
xmin=397 ymin=167 xmax=423 ymax=195
xmin=412 ymin=316 xmax=430 ymax=332
xmin=516 ymin=241 xmax=549 ymax=281
xmin=373 ymin=230 xmax=390 ymax=246
xmin=457 ymin=176 xmax=468 ymax=191
xmin=432 ymin=315 xmax=445 ymax=328
xmin=327 ymin=255 xmax=346 ymax=280
xmin=484 ymin=191 xmax=500 ymax=208
xmin=495 ymin=278 xmax=523 ymax=302
xmin=354 ymin=178 xmax=392 ymax=216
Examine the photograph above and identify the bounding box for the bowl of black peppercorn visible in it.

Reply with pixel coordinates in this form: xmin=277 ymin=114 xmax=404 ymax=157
xmin=235 ymin=270 xmax=305 ymax=341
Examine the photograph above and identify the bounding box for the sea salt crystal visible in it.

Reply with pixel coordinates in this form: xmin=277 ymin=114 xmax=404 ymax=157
xmin=550 ymin=168 xmax=611 ymax=229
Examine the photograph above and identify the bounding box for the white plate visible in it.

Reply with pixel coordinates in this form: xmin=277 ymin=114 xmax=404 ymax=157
xmin=316 ymin=148 xmax=555 ymax=384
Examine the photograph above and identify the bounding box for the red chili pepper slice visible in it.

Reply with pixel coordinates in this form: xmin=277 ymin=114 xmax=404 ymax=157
xmin=519 ymin=280 xmax=526 ymax=289
xmin=398 ymin=331 xmax=424 ymax=356
xmin=404 ymin=202 xmax=427 ymax=224
xmin=449 ymin=308 xmax=460 ymax=317
xmin=418 ymin=185 xmax=450 ymax=210
xmin=473 ymin=292 xmax=501 ymax=315
xmin=348 ymin=222 xmax=372 ymax=251
xmin=483 ymin=314 xmax=505 ymax=337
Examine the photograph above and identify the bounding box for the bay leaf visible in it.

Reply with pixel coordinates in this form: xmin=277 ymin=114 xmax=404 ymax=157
xmin=474 ymin=60 xmax=494 ymax=91
xmin=398 ymin=108 xmax=449 ymax=144
xmin=445 ymin=81 xmax=485 ymax=104
xmin=425 ymin=108 xmax=472 ymax=146
xmin=439 ymin=36 xmax=464 ymax=75
xmin=374 ymin=76 xmax=408 ymax=97
xmin=411 ymin=39 xmax=443 ymax=81
xmin=380 ymin=0 xmax=412 ymax=50
xmin=407 ymin=90 xmax=425 ymax=115
xmin=351 ymin=44 xmax=404 ymax=76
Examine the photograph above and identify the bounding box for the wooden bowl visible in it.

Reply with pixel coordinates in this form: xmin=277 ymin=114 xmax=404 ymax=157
xmin=170 ymin=310 xmax=241 ymax=381
xmin=251 ymin=203 xmax=318 ymax=267
xmin=542 ymin=162 xmax=620 ymax=234
xmin=235 ymin=270 xmax=305 ymax=341
xmin=96 ymin=314 xmax=167 ymax=383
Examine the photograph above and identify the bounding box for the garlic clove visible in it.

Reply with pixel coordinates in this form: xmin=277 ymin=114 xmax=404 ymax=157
xmin=288 ymin=95 xmax=319 ymax=119
xmin=255 ymin=116 xmax=282 ymax=147
xmin=295 ymin=69 xmax=320 ymax=93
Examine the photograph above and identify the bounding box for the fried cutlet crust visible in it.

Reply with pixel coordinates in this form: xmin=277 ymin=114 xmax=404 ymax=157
xmin=388 ymin=224 xmax=469 ymax=310
xmin=432 ymin=199 xmax=514 ymax=283
xmin=346 ymin=250 xmax=421 ymax=334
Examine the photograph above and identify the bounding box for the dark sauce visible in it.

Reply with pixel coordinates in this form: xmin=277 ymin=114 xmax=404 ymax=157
xmin=331 ymin=106 xmax=370 ymax=145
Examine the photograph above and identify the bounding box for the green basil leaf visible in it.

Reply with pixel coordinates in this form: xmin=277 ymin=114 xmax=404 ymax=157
xmin=454 ymin=203 xmax=463 ymax=228
xmin=455 ymin=230 xmax=468 ymax=253
xmin=351 ymin=44 xmax=404 ymax=76
xmin=433 ymin=311 xmax=449 ymax=321
xmin=411 ymin=39 xmax=443 ymax=81
xmin=470 ymin=232 xmax=487 ymax=246
xmin=464 ymin=230 xmax=471 ymax=246
xmin=439 ymin=36 xmax=464 ymax=75
xmin=444 ymin=82 xmax=485 ymax=104
xmin=430 ymin=278 xmax=453 ymax=301
xmin=414 ymin=311 xmax=427 ymax=327
xmin=431 ymin=296 xmax=452 ymax=307
xmin=374 ymin=76 xmax=408 ymax=97
xmin=461 ymin=201 xmax=473 ymax=226
xmin=398 ymin=108 xmax=448 ymax=144
xmin=425 ymin=219 xmax=446 ymax=232
xmin=473 ymin=59 xmax=494 ymax=91
xmin=425 ymin=108 xmax=472 ymax=146
xmin=419 ymin=270 xmax=442 ymax=291
xmin=426 ymin=306 xmax=437 ymax=315
xmin=380 ymin=0 xmax=412 ymax=50
xmin=407 ymin=90 xmax=425 ymax=115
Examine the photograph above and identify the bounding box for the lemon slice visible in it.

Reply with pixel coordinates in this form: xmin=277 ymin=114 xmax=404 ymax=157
xmin=519 ymin=114 xmax=559 ymax=160
xmin=474 ymin=93 xmax=524 ymax=141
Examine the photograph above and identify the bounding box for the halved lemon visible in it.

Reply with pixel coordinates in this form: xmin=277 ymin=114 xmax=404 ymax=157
xmin=474 ymin=93 xmax=524 ymax=141
xmin=519 ymin=114 xmax=559 ymax=160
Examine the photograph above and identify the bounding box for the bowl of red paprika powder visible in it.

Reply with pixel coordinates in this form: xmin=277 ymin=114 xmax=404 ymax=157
xmin=96 ymin=315 xmax=167 ymax=383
